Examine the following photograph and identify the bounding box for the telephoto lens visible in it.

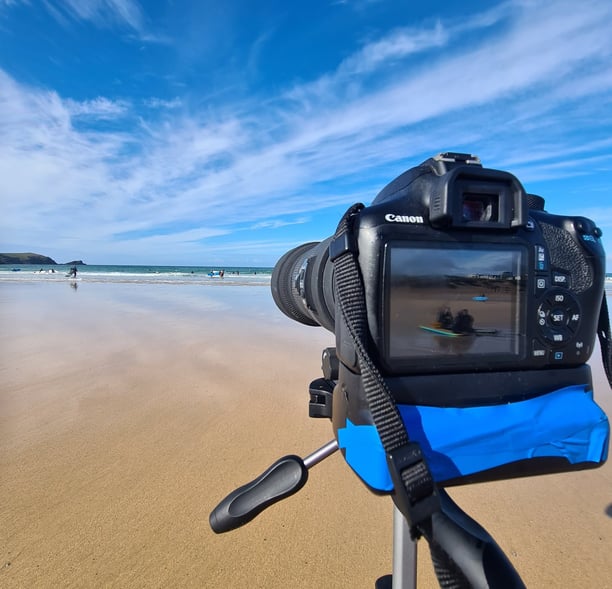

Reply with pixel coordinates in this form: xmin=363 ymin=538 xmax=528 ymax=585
xmin=270 ymin=237 xmax=335 ymax=332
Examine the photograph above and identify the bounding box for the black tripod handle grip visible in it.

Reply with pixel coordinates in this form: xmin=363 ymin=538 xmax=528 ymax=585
xmin=209 ymin=455 xmax=309 ymax=534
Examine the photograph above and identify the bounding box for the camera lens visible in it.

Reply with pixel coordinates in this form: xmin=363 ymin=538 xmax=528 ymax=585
xmin=271 ymin=238 xmax=335 ymax=331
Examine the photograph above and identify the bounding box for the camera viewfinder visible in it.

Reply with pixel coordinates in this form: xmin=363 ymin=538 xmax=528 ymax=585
xmin=462 ymin=193 xmax=499 ymax=223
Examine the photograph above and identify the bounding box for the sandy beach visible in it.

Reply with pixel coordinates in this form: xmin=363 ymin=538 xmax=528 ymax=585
xmin=1 ymin=281 xmax=611 ymax=588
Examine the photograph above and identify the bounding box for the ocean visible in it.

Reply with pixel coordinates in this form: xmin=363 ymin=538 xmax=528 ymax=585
xmin=0 ymin=264 xmax=273 ymax=286
xmin=1 ymin=263 xmax=611 ymax=295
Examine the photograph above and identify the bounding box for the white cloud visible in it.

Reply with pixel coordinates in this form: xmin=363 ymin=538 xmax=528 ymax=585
xmin=251 ymin=217 xmax=309 ymax=230
xmin=66 ymin=96 xmax=130 ymax=118
xmin=34 ymin=0 xmax=171 ymax=42
xmin=339 ymin=21 xmax=449 ymax=75
xmin=57 ymin=0 xmax=144 ymax=31
xmin=144 ymin=97 xmax=183 ymax=110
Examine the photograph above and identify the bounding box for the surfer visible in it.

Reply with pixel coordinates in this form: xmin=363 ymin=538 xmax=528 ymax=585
xmin=437 ymin=306 xmax=454 ymax=330
xmin=452 ymin=309 xmax=475 ymax=334
xmin=67 ymin=266 xmax=78 ymax=278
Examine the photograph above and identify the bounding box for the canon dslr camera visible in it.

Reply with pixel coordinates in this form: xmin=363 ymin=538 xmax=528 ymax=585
xmin=272 ymin=153 xmax=606 ymax=416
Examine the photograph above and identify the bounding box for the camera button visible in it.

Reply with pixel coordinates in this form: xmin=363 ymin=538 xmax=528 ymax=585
xmin=540 ymin=325 xmax=566 ymax=345
xmin=550 ymin=331 xmax=566 ymax=344
xmin=552 ymin=272 xmax=570 ymax=288
xmin=567 ymin=307 xmax=581 ymax=331
xmin=535 ymin=277 xmax=548 ymax=294
xmin=531 ymin=341 xmax=547 ymax=359
xmin=537 ymin=303 xmax=548 ymax=327
xmin=535 ymin=245 xmax=548 ymax=271
xmin=553 ymin=351 xmax=564 ymax=361
xmin=547 ymin=291 xmax=567 ymax=305
xmin=549 ymin=308 xmax=567 ymax=326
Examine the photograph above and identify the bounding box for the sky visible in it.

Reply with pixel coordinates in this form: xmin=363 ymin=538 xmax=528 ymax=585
xmin=1 ymin=0 xmax=612 ymax=268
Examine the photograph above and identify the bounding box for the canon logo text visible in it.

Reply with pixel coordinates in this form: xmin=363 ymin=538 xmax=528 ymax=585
xmin=384 ymin=213 xmax=424 ymax=224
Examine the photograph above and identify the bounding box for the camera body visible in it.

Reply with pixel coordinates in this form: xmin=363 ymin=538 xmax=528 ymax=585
xmin=347 ymin=153 xmax=604 ymax=374
xmin=272 ymin=153 xmax=606 ymax=410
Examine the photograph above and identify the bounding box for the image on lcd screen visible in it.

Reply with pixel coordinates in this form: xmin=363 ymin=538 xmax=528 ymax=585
xmin=387 ymin=246 xmax=524 ymax=360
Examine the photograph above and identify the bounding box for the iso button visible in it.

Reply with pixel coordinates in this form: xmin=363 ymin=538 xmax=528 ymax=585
xmin=546 ymin=290 xmax=568 ymax=306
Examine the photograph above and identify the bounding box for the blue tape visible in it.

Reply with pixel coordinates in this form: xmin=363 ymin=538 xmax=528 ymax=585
xmin=337 ymin=385 xmax=609 ymax=491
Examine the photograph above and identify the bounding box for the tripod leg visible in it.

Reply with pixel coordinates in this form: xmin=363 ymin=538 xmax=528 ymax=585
xmin=375 ymin=506 xmax=417 ymax=589
xmin=392 ymin=505 xmax=417 ymax=589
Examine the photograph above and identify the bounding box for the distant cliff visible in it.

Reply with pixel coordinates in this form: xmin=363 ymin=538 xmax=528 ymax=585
xmin=0 ymin=252 xmax=57 ymax=265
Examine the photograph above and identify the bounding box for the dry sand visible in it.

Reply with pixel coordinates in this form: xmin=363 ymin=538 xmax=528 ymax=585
xmin=1 ymin=282 xmax=611 ymax=588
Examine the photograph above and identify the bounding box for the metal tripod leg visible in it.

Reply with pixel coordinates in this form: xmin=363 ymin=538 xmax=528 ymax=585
xmin=392 ymin=505 xmax=417 ymax=589
xmin=375 ymin=506 xmax=417 ymax=589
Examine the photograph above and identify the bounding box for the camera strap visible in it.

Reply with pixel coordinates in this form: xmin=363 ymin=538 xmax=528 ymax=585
xmin=330 ymin=203 xmax=441 ymax=539
xmin=597 ymin=293 xmax=612 ymax=388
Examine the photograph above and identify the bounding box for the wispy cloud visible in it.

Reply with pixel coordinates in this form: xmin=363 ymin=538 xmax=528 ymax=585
xmin=66 ymin=96 xmax=130 ymax=118
xmin=46 ymin=0 xmax=144 ymax=31
xmin=338 ymin=21 xmax=449 ymax=75
xmin=143 ymin=97 xmax=183 ymax=110
xmin=251 ymin=217 xmax=310 ymax=230
xmin=35 ymin=0 xmax=171 ymax=42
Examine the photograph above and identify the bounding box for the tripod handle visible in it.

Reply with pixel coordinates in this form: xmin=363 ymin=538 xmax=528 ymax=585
xmin=209 ymin=455 xmax=309 ymax=533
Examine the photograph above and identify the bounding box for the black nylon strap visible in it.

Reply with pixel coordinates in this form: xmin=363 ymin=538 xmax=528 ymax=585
xmin=331 ymin=203 xmax=408 ymax=451
xmin=331 ymin=204 xmax=439 ymax=533
xmin=597 ymin=292 xmax=612 ymax=388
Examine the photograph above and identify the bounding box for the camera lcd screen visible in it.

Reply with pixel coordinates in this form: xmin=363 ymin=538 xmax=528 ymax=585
xmin=386 ymin=244 xmax=525 ymax=363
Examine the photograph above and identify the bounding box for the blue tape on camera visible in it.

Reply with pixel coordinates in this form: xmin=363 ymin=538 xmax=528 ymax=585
xmin=336 ymin=385 xmax=610 ymax=491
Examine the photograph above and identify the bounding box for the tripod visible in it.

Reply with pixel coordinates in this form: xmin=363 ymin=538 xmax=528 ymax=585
xmin=210 ymin=437 xmax=525 ymax=588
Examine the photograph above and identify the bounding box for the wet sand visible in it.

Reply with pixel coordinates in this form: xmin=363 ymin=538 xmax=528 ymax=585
xmin=1 ymin=282 xmax=611 ymax=588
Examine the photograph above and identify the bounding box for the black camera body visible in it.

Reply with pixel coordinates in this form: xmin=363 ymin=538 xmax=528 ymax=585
xmin=272 ymin=153 xmax=606 ymax=412
xmin=353 ymin=153 xmax=604 ymax=374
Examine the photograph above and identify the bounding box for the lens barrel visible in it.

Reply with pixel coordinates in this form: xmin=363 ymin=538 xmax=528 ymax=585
xmin=271 ymin=238 xmax=335 ymax=332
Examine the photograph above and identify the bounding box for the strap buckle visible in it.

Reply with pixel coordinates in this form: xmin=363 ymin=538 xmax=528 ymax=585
xmin=386 ymin=442 xmax=440 ymax=535
xmin=329 ymin=232 xmax=355 ymax=262
xmin=329 ymin=203 xmax=364 ymax=262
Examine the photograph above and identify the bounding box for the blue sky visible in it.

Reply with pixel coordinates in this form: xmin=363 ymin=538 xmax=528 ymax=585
xmin=1 ymin=0 xmax=611 ymax=268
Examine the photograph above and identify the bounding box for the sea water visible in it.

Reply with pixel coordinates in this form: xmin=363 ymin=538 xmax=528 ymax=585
xmin=1 ymin=264 xmax=611 ymax=296
xmin=0 ymin=264 xmax=273 ymax=286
